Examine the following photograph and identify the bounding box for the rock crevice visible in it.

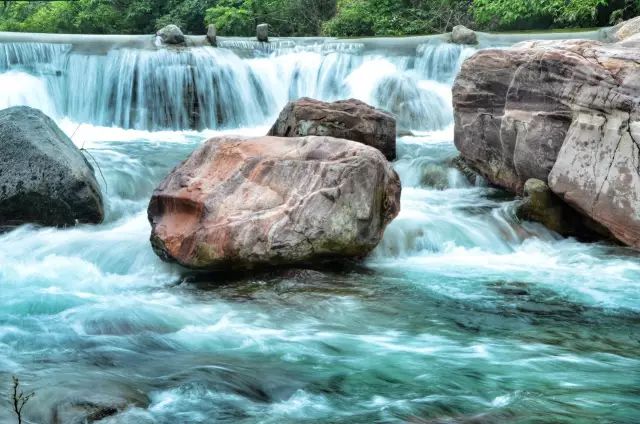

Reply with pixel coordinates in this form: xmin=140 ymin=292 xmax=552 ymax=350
xmin=453 ymin=32 xmax=640 ymax=248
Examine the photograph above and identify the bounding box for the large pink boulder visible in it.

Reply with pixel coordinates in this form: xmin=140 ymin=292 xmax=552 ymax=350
xmin=148 ymin=135 xmax=401 ymax=270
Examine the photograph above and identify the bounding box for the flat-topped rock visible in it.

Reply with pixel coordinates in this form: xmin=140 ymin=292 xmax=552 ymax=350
xmin=268 ymin=98 xmax=397 ymax=160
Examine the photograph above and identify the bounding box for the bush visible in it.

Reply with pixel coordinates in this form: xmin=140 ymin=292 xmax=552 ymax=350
xmin=473 ymin=0 xmax=609 ymax=29
xmin=323 ymin=0 xmax=472 ymax=37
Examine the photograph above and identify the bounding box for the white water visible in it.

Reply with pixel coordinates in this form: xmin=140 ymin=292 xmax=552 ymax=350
xmin=0 ymin=34 xmax=639 ymax=423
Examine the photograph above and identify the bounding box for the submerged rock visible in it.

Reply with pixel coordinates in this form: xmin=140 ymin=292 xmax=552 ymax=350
xmin=451 ymin=25 xmax=477 ymax=45
xmin=516 ymin=179 xmax=580 ymax=237
xmin=0 ymin=106 xmax=104 ymax=228
xmin=156 ymin=24 xmax=185 ymax=45
xmin=268 ymin=97 xmax=397 ymax=160
xmin=148 ymin=135 xmax=401 ymax=270
xmin=453 ymin=38 xmax=640 ymax=248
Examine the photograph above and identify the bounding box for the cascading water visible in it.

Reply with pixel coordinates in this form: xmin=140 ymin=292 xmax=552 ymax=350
xmin=0 ymin=31 xmax=638 ymax=423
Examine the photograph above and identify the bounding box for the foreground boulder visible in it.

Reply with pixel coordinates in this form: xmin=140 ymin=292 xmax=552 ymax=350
xmin=0 ymin=106 xmax=104 ymax=228
xmin=268 ymin=98 xmax=397 ymax=160
xmin=156 ymin=24 xmax=185 ymax=45
xmin=453 ymin=38 xmax=640 ymax=248
xmin=148 ymin=135 xmax=401 ymax=270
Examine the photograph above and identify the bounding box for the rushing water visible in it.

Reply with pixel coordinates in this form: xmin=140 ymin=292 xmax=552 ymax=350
xmin=0 ymin=32 xmax=639 ymax=423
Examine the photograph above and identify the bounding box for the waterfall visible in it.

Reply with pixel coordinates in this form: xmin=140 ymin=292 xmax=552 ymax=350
xmin=0 ymin=39 xmax=465 ymax=131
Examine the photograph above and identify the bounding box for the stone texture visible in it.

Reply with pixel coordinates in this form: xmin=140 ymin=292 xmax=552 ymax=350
xmin=605 ymin=16 xmax=640 ymax=42
xmin=257 ymin=23 xmax=269 ymax=42
xmin=516 ymin=178 xmax=582 ymax=237
xmin=451 ymin=25 xmax=477 ymax=45
xmin=549 ymin=111 xmax=640 ymax=247
xmin=148 ymin=135 xmax=401 ymax=270
xmin=453 ymin=38 xmax=640 ymax=248
xmin=268 ymin=97 xmax=397 ymax=160
xmin=0 ymin=106 xmax=104 ymax=228
xmin=206 ymin=24 xmax=217 ymax=46
xmin=156 ymin=24 xmax=185 ymax=45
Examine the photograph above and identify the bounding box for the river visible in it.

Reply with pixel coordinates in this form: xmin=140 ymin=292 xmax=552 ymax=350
xmin=0 ymin=31 xmax=638 ymax=423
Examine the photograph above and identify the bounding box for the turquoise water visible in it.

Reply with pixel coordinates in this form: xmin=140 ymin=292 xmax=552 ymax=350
xmin=0 ymin=34 xmax=638 ymax=423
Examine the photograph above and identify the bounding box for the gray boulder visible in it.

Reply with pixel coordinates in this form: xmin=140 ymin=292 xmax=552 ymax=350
xmin=148 ymin=135 xmax=401 ymax=270
xmin=451 ymin=25 xmax=477 ymax=45
xmin=268 ymin=97 xmax=397 ymax=160
xmin=0 ymin=106 xmax=104 ymax=228
xmin=156 ymin=24 xmax=185 ymax=45
xmin=207 ymin=24 xmax=217 ymax=46
xmin=257 ymin=23 xmax=269 ymax=42
xmin=605 ymin=16 xmax=640 ymax=42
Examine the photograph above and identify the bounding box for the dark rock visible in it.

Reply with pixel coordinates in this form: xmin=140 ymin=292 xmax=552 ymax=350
xmin=516 ymin=178 xmax=581 ymax=236
xmin=207 ymin=24 xmax=217 ymax=46
xmin=156 ymin=24 xmax=185 ymax=45
xmin=451 ymin=25 xmax=477 ymax=45
xmin=450 ymin=156 xmax=478 ymax=185
xmin=257 ymin=23 xmax=269 ymax=42
xmin=148 ymin=135 xmax=401 ymax=270
xmin=268 ymin=97 xmax=397 ymax=160
xmin=0 ymin=106 xmax=104 ymax=228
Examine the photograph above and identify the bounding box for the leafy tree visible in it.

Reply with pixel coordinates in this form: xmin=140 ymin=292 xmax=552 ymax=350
xmin=324 ymin=0 xmax=472 ymax=37
xmin=473 ymin=0 xmax=609 ymax=29
xmin=205 ymin=0 xmax=335 ymax=36
xmin=0 ymin=0 xmax=637 ymax=36
xmin=205 ymin=0 xmax=255 ymax=36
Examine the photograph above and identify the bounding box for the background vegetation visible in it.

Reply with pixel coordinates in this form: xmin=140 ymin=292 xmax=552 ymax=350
xmin=0 ymin=0 xmax=638 ymax=36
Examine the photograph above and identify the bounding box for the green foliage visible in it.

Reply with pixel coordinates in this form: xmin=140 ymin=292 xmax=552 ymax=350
xmin=322 ymin=0 xmax=374 ymax=36
xmin=205 ymin=0 xmax=336 ymax=36
xmin=0 ymin=0 xmax=637 ymax=36
xmin=205 ymin=0 xmax=254 ymax=36
xmin=323 ymin=0 xmax=472 ymax=37
xmin=473 ymin=0 xmax=608 ymax=29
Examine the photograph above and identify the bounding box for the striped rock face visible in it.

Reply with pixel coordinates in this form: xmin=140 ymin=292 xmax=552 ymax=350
xmin=453 ymin=37 xmax=640 ymax=249
xmin=148 ymin=135 xmax=401 ymax=270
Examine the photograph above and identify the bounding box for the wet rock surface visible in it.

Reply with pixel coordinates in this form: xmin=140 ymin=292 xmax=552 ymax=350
xmin=156 ymin=24 xmax=185 ymax=45
xmin=453 ymin=35 xmax=640 ymax=248
xmin=268 ymin=97 xmax=397 ymax=160
xmin=0 ymin=106 xmax=104 ymax=228
xmin=148 ymin=135 xmax=401 ymax=270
